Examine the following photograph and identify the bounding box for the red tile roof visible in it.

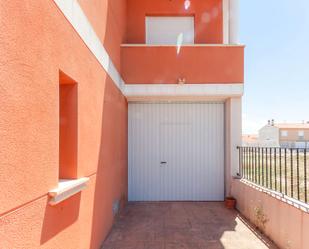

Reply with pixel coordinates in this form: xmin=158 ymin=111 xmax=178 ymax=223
xmin=274 ymin=123 xmax=309 ymax=129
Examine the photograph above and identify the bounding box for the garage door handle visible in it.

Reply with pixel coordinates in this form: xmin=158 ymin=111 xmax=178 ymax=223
xmin=160 ymin=161 xmax=167 ymax=164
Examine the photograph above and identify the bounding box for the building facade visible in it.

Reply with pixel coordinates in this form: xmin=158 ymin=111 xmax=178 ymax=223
xmin=0 ymin=0 xmax=244 ymax=248
xmin=258 ymin=122 xmax=309 ymax=148
xmin=242 ymin=134 xmax=259 ymax=147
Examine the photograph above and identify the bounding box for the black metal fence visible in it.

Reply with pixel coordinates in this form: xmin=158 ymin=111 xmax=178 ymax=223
xmin=237 ymin=147 xmax=308 ymax=204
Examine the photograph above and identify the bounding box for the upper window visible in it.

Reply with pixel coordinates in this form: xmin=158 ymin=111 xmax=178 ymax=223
xmin=298 ymin=130 xmax=304 ymax=137
xmin=281 ymin=130 xmax=288 ymax=137
xmin=145 ymin=16 xmax=194 ymax=45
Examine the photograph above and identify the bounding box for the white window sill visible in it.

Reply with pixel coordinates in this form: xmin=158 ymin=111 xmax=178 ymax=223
xmin=48 ymin=177 xmax=89 ymax=206
xmin=121 ymin=43 xmax=245 ymax=47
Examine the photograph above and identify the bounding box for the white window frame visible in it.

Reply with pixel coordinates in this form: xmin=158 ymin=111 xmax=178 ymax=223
xmin=281 ymin=130 xmax=288 ymax=137
xmin=145 ymin=16 xmax=195 ymax=45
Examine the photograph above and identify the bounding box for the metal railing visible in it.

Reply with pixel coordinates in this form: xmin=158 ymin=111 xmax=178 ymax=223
xmin=237 ymin=147 xmax=308 ymax=204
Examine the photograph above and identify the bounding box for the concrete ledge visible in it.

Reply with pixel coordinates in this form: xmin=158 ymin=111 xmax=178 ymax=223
xmin=121 ymin=44 xmax=246 ymax=47
xmin=124 ymin=84 xmax=244 ymax=101
xmin=238 ymin=179 xmax=309 ymax=213
xmin=48 ymin=178 xmax=89 ymax=205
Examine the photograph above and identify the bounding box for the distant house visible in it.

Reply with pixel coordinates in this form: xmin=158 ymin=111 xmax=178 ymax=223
xmin=258 ymin=120 xmax=309 ymax=148
xmin=242 ymin=134 xmax=259 ymax=147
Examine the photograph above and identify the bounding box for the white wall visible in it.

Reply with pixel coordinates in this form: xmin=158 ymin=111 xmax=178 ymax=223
xmin=225 ymin=97 xmax=242 ymax=196
xmin=223 ymin=0 xmax=230 ymax=44
xmin=258 ymin=125 xmax=280 ymax=147
xmin=229 ymin=0 xmax=239 ymax=44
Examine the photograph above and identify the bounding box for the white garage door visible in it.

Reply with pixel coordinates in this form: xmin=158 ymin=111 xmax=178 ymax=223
xmin=128 ymin=103 xmax=224 ymax=201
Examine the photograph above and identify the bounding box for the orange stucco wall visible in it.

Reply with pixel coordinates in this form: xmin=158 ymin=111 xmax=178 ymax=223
xmin=279 ymin=128 xmax=309 ymax=142
xmin=59 ymin=80 xmax=78 ymax=179
xmin=78 ymin=0 xmax=127 ymax=71
xmin=126 ymin=0 xmax=223 ymax=44
xmin=0 ymin=0 xmax=127 ymax=248
xmin=121 ymin=45 xmax=244 ymax=84
xmin=232 ymin=180 xmax=309 ymax=249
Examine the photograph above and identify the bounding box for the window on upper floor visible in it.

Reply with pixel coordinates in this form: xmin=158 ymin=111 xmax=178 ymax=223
xmin=145 ymin=16 xmax=194 ymax=45
xmin=59 ymin=71 xmax=78 ymax=179
xmin=298 ymin=130 xmax=304 ymax=139
xmin=281 ymin=130 xmax=288 ymax=137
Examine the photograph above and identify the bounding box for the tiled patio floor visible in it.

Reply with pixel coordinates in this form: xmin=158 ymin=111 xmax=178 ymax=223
xmin=101 ymin=202 xmax=278 ymax=249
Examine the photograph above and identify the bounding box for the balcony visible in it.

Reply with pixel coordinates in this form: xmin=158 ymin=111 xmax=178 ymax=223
xmin=121 ymin=44 xmax=244 ymax=84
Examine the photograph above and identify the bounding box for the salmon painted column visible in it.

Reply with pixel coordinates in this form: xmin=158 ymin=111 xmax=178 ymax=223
xmin=225 ymin=97 xmax=242 ymax=196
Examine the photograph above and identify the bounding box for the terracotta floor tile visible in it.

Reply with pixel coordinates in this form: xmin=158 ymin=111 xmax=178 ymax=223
xmin=102 ymin=241 xmax=144 ymax=249
xmin=144 ymin=241 xmax=165 ymax=249
xmin=101 ymin=202 xmax=278 ymax=249
xmin=165 ymin=241 xmax=200 ymax=249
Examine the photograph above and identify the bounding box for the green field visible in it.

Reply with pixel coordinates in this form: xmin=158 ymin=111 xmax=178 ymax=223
xmin=240 ymin=149 xmax=308 ymax=204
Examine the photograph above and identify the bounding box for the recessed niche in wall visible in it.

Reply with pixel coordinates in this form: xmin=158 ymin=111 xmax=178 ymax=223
xmin=59 ymin=71 xmax=78 ymax=179
xmin=48 ymin=71 xmax=89 ymax=205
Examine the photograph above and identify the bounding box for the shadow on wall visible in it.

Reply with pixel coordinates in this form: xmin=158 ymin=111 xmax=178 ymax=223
xmin=85 ymin=0 xmax=128 ymax=248
xmin=42 ymin=0 xmax=128 ymax=245
xmin=41 ymin=0 xmax=128 ymax=246
xmin=89 ymin=73 xmax=128 ymax=249
xmin=40 ymin=193 xmax=81 ymax=245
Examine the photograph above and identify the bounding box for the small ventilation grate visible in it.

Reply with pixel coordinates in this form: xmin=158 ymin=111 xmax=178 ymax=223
xmin=112 ymin=200 xmax=120 ymax=216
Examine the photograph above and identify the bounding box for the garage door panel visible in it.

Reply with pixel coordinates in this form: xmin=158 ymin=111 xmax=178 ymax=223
xmin=128 ymin=103 xmax=224 ymax=201
xmin=160 ymin=122 xmax=193 ymax=200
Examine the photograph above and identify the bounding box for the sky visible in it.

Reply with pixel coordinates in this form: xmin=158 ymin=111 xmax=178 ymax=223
xmin=239 ymin=0 xmax=309 ymax=134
